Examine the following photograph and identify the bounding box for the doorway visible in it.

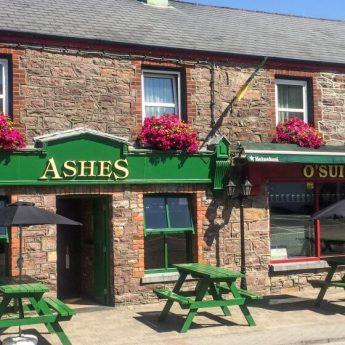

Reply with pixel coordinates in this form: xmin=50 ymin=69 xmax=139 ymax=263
xmin=56 ymin=196 xmax=111 ymax=305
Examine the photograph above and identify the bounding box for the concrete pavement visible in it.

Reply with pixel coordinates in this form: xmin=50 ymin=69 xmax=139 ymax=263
xmin=2 ymin=287 xmax=345 ymax=345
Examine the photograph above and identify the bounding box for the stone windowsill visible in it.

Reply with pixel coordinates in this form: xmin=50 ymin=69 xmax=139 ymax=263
xmin=270 ymin=260 xmax=330 ymax=272
xmin=141 ymin=272 xmax=193 ymax=284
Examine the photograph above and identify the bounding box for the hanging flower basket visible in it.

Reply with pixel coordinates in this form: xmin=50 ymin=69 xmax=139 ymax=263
xmin=275 ymin=117 xmax=324 ymax=148
xmin=138 ymin=114 xmax=198 ymax=153
xmin=0 ymin=114 xmax=26 ymax=151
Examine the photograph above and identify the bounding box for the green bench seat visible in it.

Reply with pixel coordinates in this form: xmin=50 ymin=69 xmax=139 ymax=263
xmin=329 ymin=281 xmax=345 ymax=288
xmin=44 ymin=297 xmax=76 ymax=319
xmin=216 ymin=284 xmax=262 ymax=300
xmin=154 ymin=288 xmax=192 ymax=307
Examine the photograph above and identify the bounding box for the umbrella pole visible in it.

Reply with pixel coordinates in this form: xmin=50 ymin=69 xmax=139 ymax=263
xmin=17 ymin=225 xmax=23 ymax=337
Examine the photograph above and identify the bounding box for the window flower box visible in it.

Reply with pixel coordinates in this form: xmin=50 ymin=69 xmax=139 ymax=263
xmin=0 ymin=114 xmax=26 ymax=151
xmin=275 ymin=117 xmax=324 ymax=148
xmin=138 ymin=114 xmax=198 ymax=153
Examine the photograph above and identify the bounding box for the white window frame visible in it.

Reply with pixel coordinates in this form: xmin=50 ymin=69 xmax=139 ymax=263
xmin=0 ymin=60 xmax=9 ymax=115
xmin=275 ymin=79 xmax=308 ymax=124
xmin=142 ymin=69 xmax=181 ymax=120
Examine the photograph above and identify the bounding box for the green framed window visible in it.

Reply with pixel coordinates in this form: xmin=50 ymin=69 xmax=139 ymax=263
xmin=0 ymin=198 xmax=9 ymax=277
xmin=144 ymin=195 xmax=194 ymax=273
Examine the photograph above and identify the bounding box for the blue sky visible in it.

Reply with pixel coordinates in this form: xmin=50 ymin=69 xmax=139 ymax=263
xmin=179 ymin=0 xmax=345 ymax=20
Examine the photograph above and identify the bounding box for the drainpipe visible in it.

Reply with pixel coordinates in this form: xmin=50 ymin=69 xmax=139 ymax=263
xmin=210 ymin=63 xmax=216 ymax=127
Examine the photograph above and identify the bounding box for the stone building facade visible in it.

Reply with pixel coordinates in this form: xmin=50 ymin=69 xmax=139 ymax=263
xmin=1 ymin=0 xmax=345 ymax=305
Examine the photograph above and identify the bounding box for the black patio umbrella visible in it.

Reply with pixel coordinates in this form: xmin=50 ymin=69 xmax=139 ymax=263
xmin=311 ymin=199 xmax=345 ymax=220
xmin=0 ymin=201 xmax=82 ymax=337
xmin=0 ymin=201 xmax=82 ymax=282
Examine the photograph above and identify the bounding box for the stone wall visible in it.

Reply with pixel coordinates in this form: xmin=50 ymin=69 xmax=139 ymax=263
xmin=3 ymin=45 xmax=345 ymax=302
xmin=1 ymin=182 xmax=271 ymax=303
xmin=3 ymin=47 xmax=344 ymax=146
xmin=19 ymin=50 xmax=136 ymax=142
xmin=318 ymin=72 xmax=345 ymax=144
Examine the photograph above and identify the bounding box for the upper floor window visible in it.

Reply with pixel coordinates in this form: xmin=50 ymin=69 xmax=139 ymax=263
xmin=275 ymin=79 xmax=308 ymax=124
xmin=142 ymin=70 xmax=181 ymax=119
xmin=0 ymin=60 xmax=9 ymax=115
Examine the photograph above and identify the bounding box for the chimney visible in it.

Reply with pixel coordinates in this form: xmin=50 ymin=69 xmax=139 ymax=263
xmin=141 ymin=0 xmax=169 ymax=7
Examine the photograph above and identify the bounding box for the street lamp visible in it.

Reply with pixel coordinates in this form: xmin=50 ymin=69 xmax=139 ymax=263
xmin=226 ymin=177 xmax=252 ymax=289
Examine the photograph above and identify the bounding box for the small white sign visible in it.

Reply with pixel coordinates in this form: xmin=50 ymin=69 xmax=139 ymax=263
xmin=271 ymin=247 xmax=288 ymax=260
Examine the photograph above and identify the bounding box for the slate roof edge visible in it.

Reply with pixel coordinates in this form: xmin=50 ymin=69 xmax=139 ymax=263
xmin=4 ymin=30 xmax=344 ymax=67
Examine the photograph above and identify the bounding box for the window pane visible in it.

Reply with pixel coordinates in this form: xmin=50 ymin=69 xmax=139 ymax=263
xmin=144 ymin=76 xmax=175 ymax=104
xmin=167 ymin=233 xmax=191 ymax=267
xmin=145 ymin=106 xmax=176 ymax=117
xmin=167 ymin=197 xmax=192 ymax=228
xmin=0 ymin=66 xmax=3 ymax=94
xmin=278 ymin=84 xmax=303 ymax=109
xmin=278 ymin=111 xmax=303 ymax=123
xmin=144 ymin=197 xmax=167 ymax=229
xmin=144 ymin=235 xmax=165 ymax=269
xmin=0 ymin=199 xmax=7 ymax=238
xmin=319 ymin=183 xmax=345 ymax=256
xmin=269 ymin=183 xmax=315 ymax=259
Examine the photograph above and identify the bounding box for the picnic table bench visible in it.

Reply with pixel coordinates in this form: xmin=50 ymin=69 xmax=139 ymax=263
xmin=0 ymin=278 xmax=75 ymax=345
xmin=154 ymin=263 xmax=262 ymax=333
xmin=308 ymin=257 xmax=345 ymax=307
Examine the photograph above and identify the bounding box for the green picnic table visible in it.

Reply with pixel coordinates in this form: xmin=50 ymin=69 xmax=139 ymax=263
xmin=309 ymin=257 xmax=345 ymax=307
xmin=154 ymin=263 xmax=262 ymax=333
xmin=0 ymin=278 xmax=75 ymax=345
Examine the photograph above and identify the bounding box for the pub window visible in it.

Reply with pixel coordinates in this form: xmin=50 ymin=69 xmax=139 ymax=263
xmin=269 ymin=183 xmax=315 ymax=260
xmin=275 ymin=79 xmax=308 ymax=124
xmin=0 ymin=198 xmax=9 ymax=277
xmin=142 ymin=70 xmax=181 ymax=119
xmin=143 ymin=195 xmax=194 ymax=272
xmin=319 ymin=182 xmax=345 ymax=256
xmin=0 ymin=60 xmax=9 ymax=115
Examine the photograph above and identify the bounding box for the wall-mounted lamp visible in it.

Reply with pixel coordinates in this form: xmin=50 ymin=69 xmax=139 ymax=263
xmin=226 ymin=177 xmax=252 ymax=289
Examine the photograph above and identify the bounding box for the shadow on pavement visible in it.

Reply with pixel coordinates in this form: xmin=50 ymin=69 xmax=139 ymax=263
xmin=251 ymin=293 xmax=345 ymax=315
xmin=135 ymin=310 xmax=248 ymax=333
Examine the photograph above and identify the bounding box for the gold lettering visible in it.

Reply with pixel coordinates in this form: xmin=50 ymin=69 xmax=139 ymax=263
xmin=79 ymin=160 xmax=96 ymax=177
xmin=329 ymin=165 xmax=338 ymax=178
xmin=39 ymin=158 xmax=63 ymax=180
xmin=113 ymin=159 xmax=129 ymax=180
xmin=339 ymin=165 xmax=344 ymax=178
xmin=63 ymin=160 xmax=77 ymax=177
xmin=98 ymin=161 xmax=112 ymax=177
xmin=319 ymin=165 xmax=328 ymax=178
xmin=303 ymin=165 xmax=314 ymax=178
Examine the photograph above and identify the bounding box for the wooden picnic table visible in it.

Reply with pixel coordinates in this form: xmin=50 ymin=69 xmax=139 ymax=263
xmin=311 ymin=257 xmax=345 ymax=307
xmin=154 ymin=263 xmax=261 ymax=333
xmin=0 ymin=277 xmax=75 ymax=345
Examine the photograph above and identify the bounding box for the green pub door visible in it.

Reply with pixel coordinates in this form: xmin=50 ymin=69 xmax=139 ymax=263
xmin=93 ymin=197 xmax=111 ymax=305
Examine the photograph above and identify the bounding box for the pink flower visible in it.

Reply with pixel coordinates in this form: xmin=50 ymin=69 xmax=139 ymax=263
xmin=138 ymin=114 xmax=198 ymax=153
xmin=0 ymin=114 xmax=26 ymax=151
xmin=275 ymin=117 xmax=324 ymax=148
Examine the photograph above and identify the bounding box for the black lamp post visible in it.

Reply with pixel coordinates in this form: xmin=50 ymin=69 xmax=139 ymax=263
xmin=226 ymin=177 xmax=252 ymax=289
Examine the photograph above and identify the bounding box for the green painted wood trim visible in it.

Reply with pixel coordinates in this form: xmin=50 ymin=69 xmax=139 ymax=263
xmin=213 ymin=159 xmax=230 ymax=190
xmin=0 ymin=133 xmax=231 ymax=191
xmin=240 ymin=141 xmax=345 ymax=164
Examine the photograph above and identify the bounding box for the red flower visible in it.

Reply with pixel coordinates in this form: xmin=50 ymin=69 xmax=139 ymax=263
xmin=275 ymin=117 xmax=324 ymax=148
xmin=138 ymin=114 xmax=198 ymax=153
xmin=0 ymin=114 xmax=26 ymax=151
